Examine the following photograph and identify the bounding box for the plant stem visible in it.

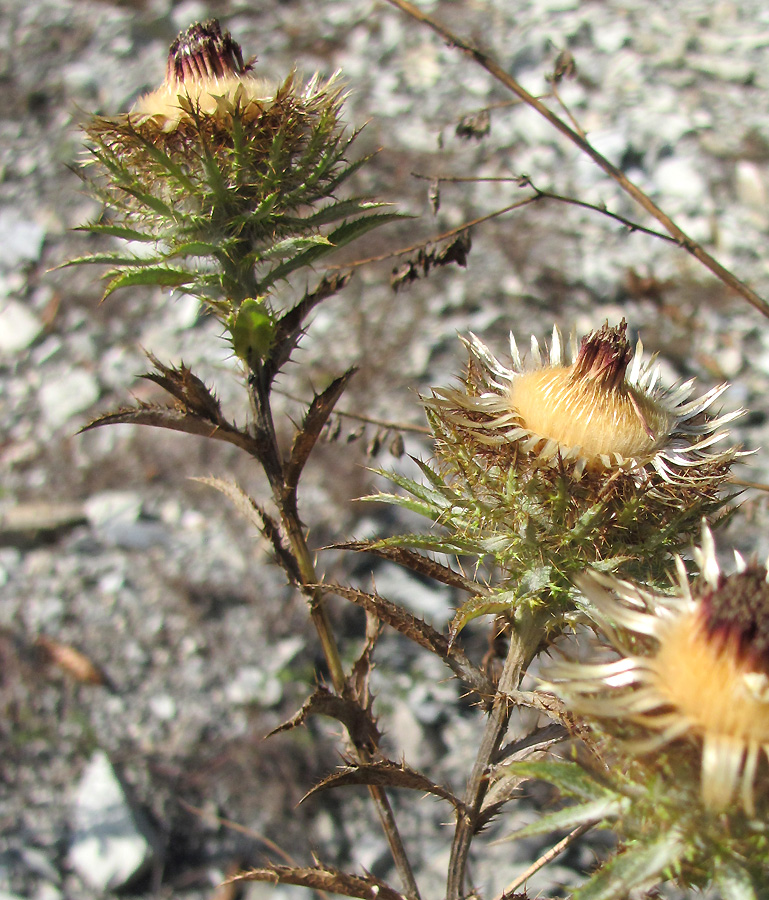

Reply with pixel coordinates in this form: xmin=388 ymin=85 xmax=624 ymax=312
xmin=494 ymin=821 xmax=597 ymax=899
xmin=249 ymin=364 xmax=421 ymax=900
xmin=384 ymin=0 xmax=769 ymax=320
xmin=446 ymin=610 xmax=546 ymax=900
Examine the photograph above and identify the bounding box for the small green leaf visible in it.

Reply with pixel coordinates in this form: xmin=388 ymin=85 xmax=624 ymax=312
xmin=366 ymin=470 xmax=454 ymax=512
xmin=101 ymin=266 xmax=196 ymax=300
xmin=261 ymin=235 xmax=333 ymax=260
xmin=364 ymin=492 xmax=445 ymax=521
xmin=505 ymin=760 xmax=617 ymax=802
xmin=501 ymin=797 xmax=627 ymax=840
xmin=162 ymin=241 xmax=222 ymax=260
xmin=573 ymin=833 xmax=684 ymax=900
xmin=121 ymin=186 xmax=178 ymax=219
xmin=449 ymin=591 xmax=519 ymax=638
xmin=257 ymin=213 xmax=404 ymax=292
xmin=284 ymin=199 xmax=387 ymax=229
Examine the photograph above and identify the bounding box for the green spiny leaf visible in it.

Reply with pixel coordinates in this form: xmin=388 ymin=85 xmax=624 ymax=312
xmin=449 ymin=591 xmax=519 ymax=638
xmin=75 ymin=224 xmax=158 ymax=242
xmin=505 ymin=760 xmax=618 ymax=802
xmin=101 ymin=266 xmax=196 ymax=300
xmin=500 ymin=797 xmax=627 ymax=841
xmin=573 ymin=833 xmax=684 ymax=900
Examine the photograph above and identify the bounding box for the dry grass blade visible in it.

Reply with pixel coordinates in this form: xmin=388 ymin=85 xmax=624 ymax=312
xmin=227 ymin=863 xmax=407 ymax=900
xmin=193 ymin=477 xmax=301 ymax=583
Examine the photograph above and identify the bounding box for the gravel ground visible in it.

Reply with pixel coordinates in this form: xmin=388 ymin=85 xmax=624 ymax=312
xmin=3 ymin=1 xmax=769 ymax=899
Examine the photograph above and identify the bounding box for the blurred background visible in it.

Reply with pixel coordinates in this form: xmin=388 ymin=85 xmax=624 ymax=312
xmin=2 ymin=0 xmax=769 ymax=897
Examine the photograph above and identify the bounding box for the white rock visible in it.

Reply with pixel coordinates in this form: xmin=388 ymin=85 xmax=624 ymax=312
xmin=68 ymin=751 xmax=159 ymax=891
xmin=225 ymin=666 xmax=283 ymax=707
xmin=84 ymin=491 xmax=143 ymax=532
xmin=735 ymin=160 xmax=768 ymax=212
xmin=0 ymin=299 xmax=42 ymax=353
xmin=0 ymin=212 xmax=45 ymax=269
xmin=149 ymin=694 xmax=177 ymax=722
xmin=653 ymin=156 xmax=707 ymax=202
xmin=38 ymin=369 xmax=100 ymax=430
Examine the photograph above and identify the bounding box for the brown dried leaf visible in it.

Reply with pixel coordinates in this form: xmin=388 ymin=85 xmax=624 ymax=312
xmin=391 ymin=231 xmax=471 ymax=291
xmin=322 ymin=583 xmax=494 ymax=700
xmin=227 ymin=863 xmax=405 ymax=900
xmin=285 ymin=368 xmax=357 ymax=492
xmin=35 ymin=636 xmax=105 ymax=686
xmin=348 ymin=613 xmax=383 ymax=713
xmin=303 ymin=760 xmax=464 ymax=812
xmin=334 ymin=542 xmax=477 ymax=593
xmin=80 ymin=404 xmax=258 ymax=454
xmin=551 ymin=48 xmax=577 ymax=83
xmin=481 ymin=723 xmax=570 ymax=822
xmin=193 ymin=477 xmax=301 ymax=583
xmin=268 ymin=686 xmax=381 ymax=753
xmin=267 ymin=274 xmax=351 ymax=383
xmin=455 ymin=108 xmax=491 ymax=140
xmin=142 ymin=354 xmax=223 ymax=423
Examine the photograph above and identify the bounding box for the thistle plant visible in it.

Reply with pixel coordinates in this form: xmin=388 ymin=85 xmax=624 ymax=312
xmin=534 ymin=525 xmax=769 ymax=895
xmin=66 ymin=11 xmax=769 ymax=900
xmin=362 ymin=320 xmax=739 ymax=641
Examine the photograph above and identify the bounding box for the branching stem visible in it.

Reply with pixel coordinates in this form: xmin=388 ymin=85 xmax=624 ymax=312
xmin=384 ymin=0 xmax=769 ymax=319
xmin=447 ymin=610 xmax=547 ymax=900
xmin=249 ymin=360 xmax=421 ymax=900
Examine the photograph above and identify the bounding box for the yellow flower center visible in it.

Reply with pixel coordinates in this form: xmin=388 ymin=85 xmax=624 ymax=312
xmin=132 ymin=75 xmax=276 ymax=129
xmin=652 ymin=609 xmax=769 ymax=746
xmin=509 ymin=366 xmax=671 ymax=463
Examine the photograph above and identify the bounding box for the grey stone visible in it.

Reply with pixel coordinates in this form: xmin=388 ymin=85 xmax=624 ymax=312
xmin=0 ymin=300 xmax=42 ymax=354
xmin=68 ymin=751 xmax=159 ymax=892
xmin=0 ymin=213 xmax=45 ymax=270
xmin=38 ymin=368 xmax=100 ymax=431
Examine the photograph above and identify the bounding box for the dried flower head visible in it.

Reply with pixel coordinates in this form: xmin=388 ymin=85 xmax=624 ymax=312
xmin=131 ymin=19 xmax=278 ymax=131
xmin=429 ymin=319 xmax=737 ymax=481
xmin=548 ymin=525 xmax=769 ymax=814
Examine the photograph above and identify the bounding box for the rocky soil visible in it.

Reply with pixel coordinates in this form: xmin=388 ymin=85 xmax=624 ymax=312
xmin=3 ymin=1 xmax=769 ymax=898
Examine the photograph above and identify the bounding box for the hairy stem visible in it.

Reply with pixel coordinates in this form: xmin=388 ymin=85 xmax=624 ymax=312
xmin=447 ymin=610 xmax=546 ymax=900
xmin=384 ymin=0 xmax=769 ymax=320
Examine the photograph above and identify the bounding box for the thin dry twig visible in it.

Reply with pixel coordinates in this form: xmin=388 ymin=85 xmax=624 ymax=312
xmin=275 ymin=387 xmax=431 ymax=435
xmin=412 ymin=171 xmax=679 ymax=244
xmin=384 ymin=0 xmax=769 ymax=319
xmin=494 ymin=821 xmax=598 ymax=900
xmin=324 ymin=196 xmax=540 ymax=270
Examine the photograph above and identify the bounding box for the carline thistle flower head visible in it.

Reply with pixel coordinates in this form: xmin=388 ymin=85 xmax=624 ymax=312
xmin=549 ymin=525 xmax=769 ymax=815
xmin=131 ymin=18 xmax=280 ymax=132
xmin=78 ymin=18 xmax=383 ymax=313
xmin=428 ymin=319 xmax=738 ymax=482
xmin=85 ymin=17 xmax=346 ymax=196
